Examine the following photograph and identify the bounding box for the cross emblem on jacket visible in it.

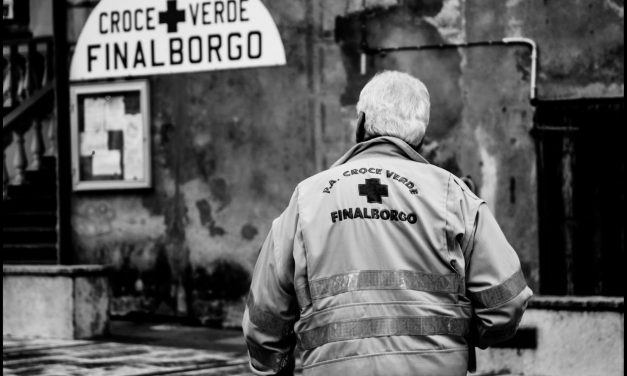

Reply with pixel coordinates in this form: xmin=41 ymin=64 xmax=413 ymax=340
xmin=358 ymin=178 xmax=389 ymax=203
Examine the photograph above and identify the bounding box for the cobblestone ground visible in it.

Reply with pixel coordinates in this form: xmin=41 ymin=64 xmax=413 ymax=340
xmin=3 ymin=338 xmax=303 ymax=375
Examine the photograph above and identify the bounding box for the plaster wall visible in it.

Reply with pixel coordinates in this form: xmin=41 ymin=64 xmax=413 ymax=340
xmin=3 ymin=276 xmax=74 ymax=339
xmin=63 ymin=0 xmax=623 ymax=321
xmin=74 ymin=276 xmax=111 ymax=338
xmin=3 ymin=266 xmax=111 ymax=339
xmin=476 ymin=308 xmax=624 ymax=376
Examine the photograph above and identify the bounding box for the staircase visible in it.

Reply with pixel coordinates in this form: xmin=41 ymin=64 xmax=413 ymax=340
xmin=2 ymin=8 xmax=112 ymax=341
xmin=3 ymin=37 xmax=59 ymax=264
xmin=3 ymin=156 xmax=58 ymax=263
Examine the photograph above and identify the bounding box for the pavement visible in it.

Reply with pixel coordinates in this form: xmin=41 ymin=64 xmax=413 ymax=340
xmin=3 ymin=320 xmax=303 ymax=376
xmin=3 ymin=321 xmax=513 ymax=375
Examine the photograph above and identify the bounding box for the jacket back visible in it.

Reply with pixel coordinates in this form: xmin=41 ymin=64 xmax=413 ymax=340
xmin=243 ymin=137 xmax=532 ymax=376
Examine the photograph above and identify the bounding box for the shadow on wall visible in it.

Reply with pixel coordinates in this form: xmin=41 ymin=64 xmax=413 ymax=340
xmin=103 ymin=240 xmax=250 ymax=328
xmin=189 ymin=259 xmax=251 ymax=327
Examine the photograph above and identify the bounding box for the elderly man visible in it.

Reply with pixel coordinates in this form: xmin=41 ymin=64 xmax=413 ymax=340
xmin=243 ymin=71 xmax=532 ymax=375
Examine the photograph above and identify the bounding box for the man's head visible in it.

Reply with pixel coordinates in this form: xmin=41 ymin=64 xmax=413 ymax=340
xmin=356 ymin=71 xmax=430 ymax=148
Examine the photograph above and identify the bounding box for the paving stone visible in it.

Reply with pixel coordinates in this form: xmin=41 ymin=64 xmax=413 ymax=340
xmin=3 ymin=338 xmax=254 ymax=376
xmin=3 ymin=338 xmax=304 ymax=375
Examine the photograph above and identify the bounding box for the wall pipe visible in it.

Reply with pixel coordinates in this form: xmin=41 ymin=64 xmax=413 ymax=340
xmin=359 ymin=37 xmax=538 ymax=101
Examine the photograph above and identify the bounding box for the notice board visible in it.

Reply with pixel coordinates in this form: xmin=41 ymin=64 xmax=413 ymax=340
xmin=70 ymin=80 xmax=151 ymax=191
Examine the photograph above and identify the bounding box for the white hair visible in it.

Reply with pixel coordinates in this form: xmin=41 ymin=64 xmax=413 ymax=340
xmin=356 ymin=71 xmax=430 ymax=146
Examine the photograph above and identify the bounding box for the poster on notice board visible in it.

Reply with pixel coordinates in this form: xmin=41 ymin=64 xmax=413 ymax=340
xmin=70 ymin=80 xmax=151 ymax=191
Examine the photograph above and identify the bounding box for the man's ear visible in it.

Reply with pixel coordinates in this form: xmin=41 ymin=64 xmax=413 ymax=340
xmin=356 ymin=112 xmax=366 ymax=143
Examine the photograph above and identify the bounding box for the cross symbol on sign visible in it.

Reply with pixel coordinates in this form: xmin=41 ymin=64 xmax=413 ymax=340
xmin=159 ymin=0 xmax=186 ymax=33
xmin=358 ymin=178 xmax=389 ymax=204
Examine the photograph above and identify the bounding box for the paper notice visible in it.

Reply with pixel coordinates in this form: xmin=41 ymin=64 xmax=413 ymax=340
xmin=124 ymin=149 xmax=143 ymax=180
xmin=123 ymin=114 xmax=144 ymax=180
xmin=83 ymin=98 xmax=106 ymax=133
xmin=104 ymin=96 xmax=126 ymax=130
xmin=92 ymin=150 xmax=122 ymax=176
xmin=80 ymin=131 xmax=108 ymax=156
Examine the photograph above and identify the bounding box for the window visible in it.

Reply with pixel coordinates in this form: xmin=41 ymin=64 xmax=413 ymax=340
xmin=534 ymin=99 xmax=624 ymax=296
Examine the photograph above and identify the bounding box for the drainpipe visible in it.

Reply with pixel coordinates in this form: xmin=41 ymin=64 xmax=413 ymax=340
xmin=359 ymin=37 xmax=539 ymax=101
xmin=502 ymin=37 xmax=538 ymax=101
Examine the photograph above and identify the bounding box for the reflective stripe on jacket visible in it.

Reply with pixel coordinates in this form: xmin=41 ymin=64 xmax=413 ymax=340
xmin=243 ymin=136 xmax=533 ymax=376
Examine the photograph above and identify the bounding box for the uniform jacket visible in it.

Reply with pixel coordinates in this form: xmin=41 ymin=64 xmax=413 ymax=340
xmin=243 ymin=136 xmax=533 ymax=376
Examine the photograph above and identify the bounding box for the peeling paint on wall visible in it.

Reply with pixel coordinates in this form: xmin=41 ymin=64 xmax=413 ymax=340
xmin=241 ymin=224 xmax=259 ymax=240
xmin=424 ymin=0 xmax=465 ymax=43
xmin=604 ymin=0 xmax=624 ymax=19
xmin=196 ymin=199 xmax=226 ymax=237
xmin=73 ymin=201 xmax=115 ymax=236
xmin=476 ymin=128 xmax=499 ymax=212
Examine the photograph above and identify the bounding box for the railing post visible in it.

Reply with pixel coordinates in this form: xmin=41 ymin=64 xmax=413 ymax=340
xmin=46 ymin=112 xmax=57 ymax=156
xmin=3 ymin=152 xmax=9 ymax=199
xmin=9 ymin=44 xmax=19 ymax=107
xmin=12 ymin=131 xmax=27 ymax=185
xmin=54 ymin=0 xmax=72 ymax=264
xmin=44 ymin=39 xmax=54 ymax=85
xmin=25 ymin=42 xmax=34 ymax=96
xmin=17 ymin=46 xmax=28 ymax=102
xmin=30 ymin=118 xmax=45 ymax=170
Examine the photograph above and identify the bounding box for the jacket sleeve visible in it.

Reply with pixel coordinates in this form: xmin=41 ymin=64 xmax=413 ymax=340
xmin=242 ymin=188 xmax=301 ymax=375
xmin=463 ymin=201 xmax=533 ymax=349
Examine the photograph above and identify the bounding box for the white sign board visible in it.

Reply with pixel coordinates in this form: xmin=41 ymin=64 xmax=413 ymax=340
xmin=70 ymin=0 xmax=286 ymax=81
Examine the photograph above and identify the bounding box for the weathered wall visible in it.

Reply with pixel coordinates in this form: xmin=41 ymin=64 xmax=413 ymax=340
xmin=466 ymin=0 xmax=624 ymax=99
xmin=64 ymin=0 xmax=623 ymax=323
xmin=3 ymin=265 xmax=110 ymax=339
xmin=4 ymin=275 xmax=74 ymax=338
xmin=67 ymin=0 xmax=318 ymax=323
xmin=476 ymin=303 xmax=624 ymax=376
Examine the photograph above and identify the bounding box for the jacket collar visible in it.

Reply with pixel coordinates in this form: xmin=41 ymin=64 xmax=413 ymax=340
xmin=331 ymin=136 xmax=429 ymax=167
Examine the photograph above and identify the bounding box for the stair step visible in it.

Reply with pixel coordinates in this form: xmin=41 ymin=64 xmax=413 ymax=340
xmin=3 ymin=227 xmax=57 ymax=244
xmin=6 ymin=183 xmax=57 ymax=199
xmin=4 ymin=197 xmax=57 ymax=212
xmin=39 ymin=155 xmax=57 ymax=170
xmin=3 ymin=244 xmax=58 ymax=264
xmin=24 ymin=169 xmax=57 ymax=185
xmin=1 ymin=212 xmax=57 ymax=228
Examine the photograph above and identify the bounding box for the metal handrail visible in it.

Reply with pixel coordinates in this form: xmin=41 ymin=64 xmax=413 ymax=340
xmin=2 ymin=36 xmax=54 ymax=47
xmin=2 ymin=80 xmax=56 ymax=135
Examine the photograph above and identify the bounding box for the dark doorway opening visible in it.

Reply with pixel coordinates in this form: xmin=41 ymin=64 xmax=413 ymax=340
xmin=534 ymin=98 xmax=624 ymax=296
